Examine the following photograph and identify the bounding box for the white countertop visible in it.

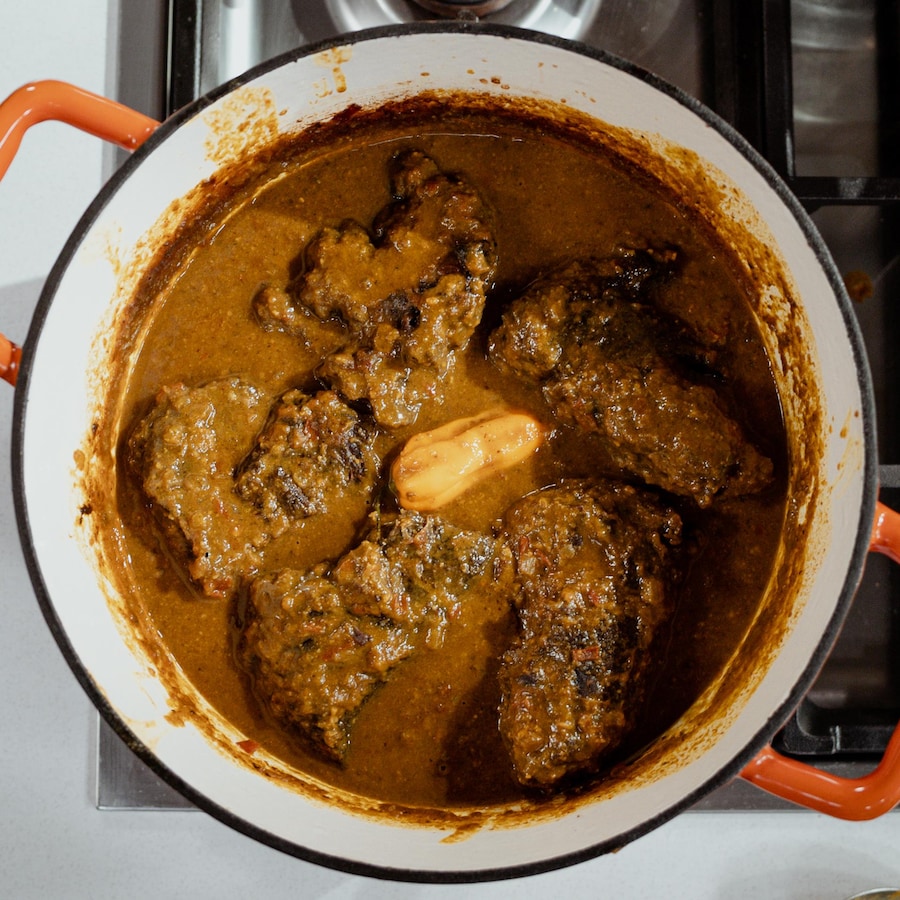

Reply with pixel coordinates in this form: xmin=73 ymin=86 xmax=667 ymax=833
xmin=2 ymin=3 xmax=900 ymax=898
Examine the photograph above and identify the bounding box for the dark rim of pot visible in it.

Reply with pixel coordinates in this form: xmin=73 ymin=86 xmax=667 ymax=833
xmin=10 ymin=20 xmax=879 ymax=885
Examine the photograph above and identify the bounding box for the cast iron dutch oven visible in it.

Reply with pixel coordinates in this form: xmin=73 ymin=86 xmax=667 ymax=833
xmin=2 ymin=24 xmax=900 ymax=882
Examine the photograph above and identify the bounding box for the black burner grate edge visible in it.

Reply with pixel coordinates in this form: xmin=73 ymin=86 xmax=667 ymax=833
xmin=711 ymin=0 xmax=900 ymax=206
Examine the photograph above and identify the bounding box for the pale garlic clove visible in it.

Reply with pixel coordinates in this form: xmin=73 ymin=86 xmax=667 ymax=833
xmin=391 ymin=408 xmax=546 ymax=512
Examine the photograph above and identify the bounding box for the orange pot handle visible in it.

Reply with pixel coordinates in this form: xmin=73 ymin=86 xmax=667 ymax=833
xmin=740 ymin=500 xmax=900 ymax=819
xmin=0 ymin=80 xmax=161 ymax=386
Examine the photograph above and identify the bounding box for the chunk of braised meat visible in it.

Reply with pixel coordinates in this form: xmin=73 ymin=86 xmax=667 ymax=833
xmin=239 ymin=509 xmax=496 ymax=760
xmin=240 ymin=567 xmax=414 ymax=763
xmin=254 ymin=149 xmax=497 ymax=427
xmin=495 ymin=480 xmax=682 ymax=787
xmin=488 ymin=251 xmax=773 ymax=507
xmin=235 ymin=389 xmax=378 ymax=535
xmin=129 ymin=382 xmax=378 ymax=599
xmin=127 ymin=377 xmax=272 ymax=599
xmin=330 ymin=509 xmax=496 ymax=642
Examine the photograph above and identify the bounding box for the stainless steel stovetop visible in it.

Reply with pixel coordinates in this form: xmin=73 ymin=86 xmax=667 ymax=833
xmin=98 ymin=0 xmax=900 ymax=812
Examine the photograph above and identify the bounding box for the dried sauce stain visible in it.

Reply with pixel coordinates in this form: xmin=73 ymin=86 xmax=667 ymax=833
xmin=84 ymin=221 xmax=126 ymax=282
xmin=477 ymin=75 xmax=511 ymax=90
xmin=835 ymin=406 xmax=865 ymax=487
xmin=313 ymin=46 xmax=352 ymax=96
xmin=165 ymin=706 xmax=190 ymax=727
xmin=202 ymin=86 xmax=280 ymax=168
xmin=439 ymin=819 xmax=490 ymax=843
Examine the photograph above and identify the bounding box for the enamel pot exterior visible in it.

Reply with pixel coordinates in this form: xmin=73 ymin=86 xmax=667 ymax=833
xmin=10 ymin=25 xmax=877 ymax=881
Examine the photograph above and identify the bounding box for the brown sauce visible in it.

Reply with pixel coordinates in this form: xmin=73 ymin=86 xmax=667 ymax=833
xmin=112 ymin=102 xmax=787 ymax=809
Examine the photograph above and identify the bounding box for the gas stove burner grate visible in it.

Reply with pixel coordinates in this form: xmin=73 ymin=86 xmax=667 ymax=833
xmin=325 ymin=0 xmax=602 ymax=39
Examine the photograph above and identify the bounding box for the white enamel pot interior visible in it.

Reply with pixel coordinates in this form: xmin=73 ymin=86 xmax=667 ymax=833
xmin=12 ymin=24 xmax=876 ymax=881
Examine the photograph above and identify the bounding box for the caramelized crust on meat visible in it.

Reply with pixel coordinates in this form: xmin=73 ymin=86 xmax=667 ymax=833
xmin=235 ymin=389 xmax=379 ymax=533
xmin=127 ymin=377 xmax=272 ymax=598
xmin=129 ymin=382 xmax=379 ymax=599
xmin=489 ymin=251 xmax=773 ymax=507
xmin=255 ymin=150 xmax=497 ymax=427
xmin=239 ymin=509 xmax=495 ymax=760
xmin=496 ymin=480 xmax=682 ymax=787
